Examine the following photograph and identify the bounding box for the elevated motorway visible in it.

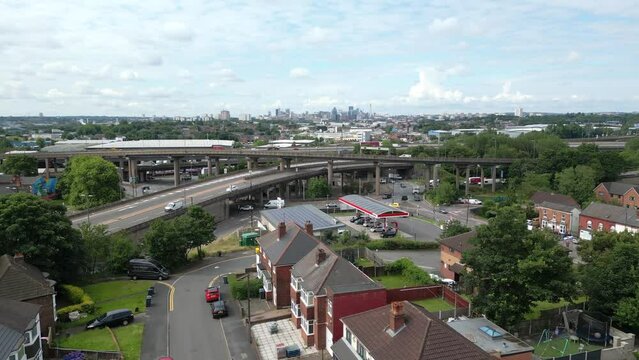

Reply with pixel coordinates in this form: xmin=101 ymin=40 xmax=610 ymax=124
xmin=70 ymin=161 xmax=412 ymax=234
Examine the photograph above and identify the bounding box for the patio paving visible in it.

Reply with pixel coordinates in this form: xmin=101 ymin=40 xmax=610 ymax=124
xmin=252 ymin=318 xmax=317 ymax=360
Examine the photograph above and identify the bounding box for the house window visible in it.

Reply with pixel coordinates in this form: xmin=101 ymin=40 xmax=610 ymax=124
xmin=587 ymin=220 xmax=592 ymax=230
xmin=598 ymin=223 xmax=604 ymax=231
xmin=345 ymin=328 xmax=352 ymax=344
xmin=631 ymin=196 xmax=635 ymax=201
xmin=559 ymin=224 xmax=566 ymax=234
xmin=301 ymin=289 xmax=314 ymax=307
xmin=543 ymin=209 xmax=547 ymax=215
xmin=290 ymin=300 xmax=301 ymax=317
xmin=357 ymin=340 xmax=368 ymax=359
xmin=302 ymin=317 xmax=314 ymax=335
xmin=290 ymin=275 xmax=301 ymax=292
xmin=611 ymin=225 xmax=616 ymax=231
xmin=598 ymin=191 xmax=604 ymax=196
xmin=561 ymin=213 xmax=566 ymax=220
xmin=327 ymin=299 xmax=333 ymax=316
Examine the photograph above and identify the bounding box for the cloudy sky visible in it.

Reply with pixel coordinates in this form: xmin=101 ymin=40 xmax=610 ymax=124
xmin=1 ymin=0 xmax=638 ymax=116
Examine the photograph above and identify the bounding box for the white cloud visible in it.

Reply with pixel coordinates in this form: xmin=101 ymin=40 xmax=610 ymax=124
xmin=213 ymin=68 xmax=243 ymax=83
xmin=407 ymin=69 xmax=464 ymax=102
xmin=289 ymin=67 xmax=310 ymax=78
xmin=139 ymin=54 xmax=163 ymax=67
xmin=566 ymin=50 xmax=581 ymax=62
xmin=140 ymin=87 xmax=176 ymax=98
xmin=428 ymin=17 xmax=459 ymax=33
xmin=119 ymin=70 xmax=140 ymax=81
xmin=177 ymin=69 xmax=192 ymax=79
xmin=98 ymin=88 xmax=124 ymax=97
xmin=491 ymin=81 xmax=532 ymax=102
xmin=162 ymin=22 xmax=193 ymax=42
xmin=441 ymin=64 xmax=468 ymax=76
xmin=45 ymin=88 xmax=66 ymax=98
xmin=302 ymin=27 xmax=338 ymax=44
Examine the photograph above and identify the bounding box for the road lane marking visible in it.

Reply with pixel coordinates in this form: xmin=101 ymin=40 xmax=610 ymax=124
xmin=219 ymin=315 xmax=233 ymax=360
xmin=208 ymin=272 xmax=232 ymax=287
xmin=157 ymin=281 xmax=175 ymax=312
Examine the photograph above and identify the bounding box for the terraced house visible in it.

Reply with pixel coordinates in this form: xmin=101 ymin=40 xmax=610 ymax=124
xmin=289 ymin=244 xmax=386 ymax=353
xmin=594 ymin=182 xmax=639 ymax=209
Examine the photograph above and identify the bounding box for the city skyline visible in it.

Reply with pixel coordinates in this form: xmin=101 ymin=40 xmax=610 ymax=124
xmin=1 ymin=1 xmax=638 ymax=116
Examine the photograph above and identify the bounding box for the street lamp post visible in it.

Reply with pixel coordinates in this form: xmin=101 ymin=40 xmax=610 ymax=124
xmin=80 ymin=194 xmax=94 ymax=224
xmin=465 ymin=194 xmax=470 ymax=226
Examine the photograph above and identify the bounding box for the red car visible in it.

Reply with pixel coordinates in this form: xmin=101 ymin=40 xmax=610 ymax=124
xmin=205 ymin=286 xmax=220 ymax=302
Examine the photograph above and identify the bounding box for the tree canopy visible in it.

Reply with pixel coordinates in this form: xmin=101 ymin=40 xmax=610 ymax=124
xmin=555 ymin=165 xmax=596 ymax=205
xmin=440 ymin=219 xmax=471 ymax=239
xmin=306 ymin=178 xmax=331 ymax=199
xmin=57 ymin=155 xmax=122 ymax=208
xmin=0 ymin=154 xmax=38 ymax=176
xmin=463 ymin=206 xmax=575 ymax=327
xmin=0 ymin=193 xmax=85 ymax=281
xmin=430 ymin=182 xmax=458 ymax=205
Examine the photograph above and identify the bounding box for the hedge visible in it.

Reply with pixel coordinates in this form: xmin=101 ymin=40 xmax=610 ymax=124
xmin=366 ymin=239 xmax=439 ymax=250
xmin=386 ymin=258 xmax=433 ymax=285
xmin=229 ymin=274 xmax=262 ymax=300
xmin=57 ymin=285 xmax=96 ymax=322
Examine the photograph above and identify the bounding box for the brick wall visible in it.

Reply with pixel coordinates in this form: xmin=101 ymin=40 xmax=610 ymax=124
xmin=579 ymin=214 xmax=616 ymax=233
xmin=274 ymin=266 xmax=292 ymax=308
xmin=386 ymin=285 xmax=442 ymax=303
xmin=440 ymin=244 xmax=461 ymax=280
xmin=594 ymin=183 xmax=612 ymax=203
xmin=314 ymin=296 xmax=327 ymax=350
xmin=442 ymin=286 xmax=469 ymax=308
xmin=25 ymin=295 xmax=54 ymax=335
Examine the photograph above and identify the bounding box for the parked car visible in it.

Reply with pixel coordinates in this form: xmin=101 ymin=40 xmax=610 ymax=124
xmin=400 ymin=183 xmax=406 ymax=188
xmin=413 ymin=194 xmax=422 ymax=201
xmin=349 ymin=214 xmax=361 ymax=222
xmin=354 ymin=217 xmax=366 ymax=225
xmin=382 ymin=193 xmax=392 ymax=199
xmin=389 ymin=202 xmax=400 ymax=208
xmin=142 ymin=186 xmax=151 ymax=194
xmin=238 ymin=204 xmax=254 ymax=211
xmin=127 ymin=258 xmax=170 ymax=280
xmin=211 ymin=300 xmax=228 ymax=319
xmin=337 ymin=228 xmax=348 ymax=235
xmin=401 ymin=195 xmax=408 ymax=201
xmin=86 ymin=309 xmax=133 ymax=329
xmin=429 ymin=273 xmax=442 ymax=282
xmin=226 ymin=185 xmax=238 ymax=192
xmin=380 ymin=178 xmax=387 ymax=184
xmin=326 ymin=203 xmax=339 ymax=209
xmin=205 ymin=286 xmax=220 ymax=303
xmin=164 ymin=200 xmax=184 ymax=212
xmin=441 ymin=278 xmax=457 ymax=287
xmin=468 ymin=198 xmax=482 ymax=205
xmin=381 ymin=228 xmax=397 ymax=238
xmin=437 ymin=208 xmax=448 ymax=214
xmin=370 ymin=224 xmax=385 ymax=233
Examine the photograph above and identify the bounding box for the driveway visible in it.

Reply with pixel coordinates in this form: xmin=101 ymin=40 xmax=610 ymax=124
xmin=141 ymin=253 xmax=258 ymax=360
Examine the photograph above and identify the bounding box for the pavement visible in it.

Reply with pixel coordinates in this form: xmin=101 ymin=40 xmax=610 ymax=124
xmin=140 ymin=252 xmax=259 ymax=360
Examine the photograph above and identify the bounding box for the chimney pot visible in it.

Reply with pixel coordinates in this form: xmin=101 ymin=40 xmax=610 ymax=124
xmin=277 ymin=222 xmax=286 ymax=240
xmin=13 ymin=253 xmax=25 ymax=263
xmin=316 ymin=248 xmax=327 ymax=265
xmin=305 ymin=221 xmax=314 ymax=235
xmin=389 ymin=301 xmax=405 ymax=332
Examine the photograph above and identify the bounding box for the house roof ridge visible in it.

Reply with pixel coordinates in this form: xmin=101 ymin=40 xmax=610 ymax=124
xmin=273 ymin=226 xmax=302 ymax=264
xmin=417 ymin=310 xmax=433 ymax=358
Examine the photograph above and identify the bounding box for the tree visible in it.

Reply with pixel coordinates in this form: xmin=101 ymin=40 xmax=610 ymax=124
xmin=307 ymin=178 xmax=331 ymax=199
xmin=615 ymin=289 xmax=639 ymax=330
xmin=145 ymin=219 xmax=190 ymax=269
xmin=555 ymin=165 xmax=596 ymax=205
xmin=0 ymin=155 xmax=38 ymax=182
xmin=176 ymin=206 xmax=216 ymax=258
xmin=0 ymin=193 xmax=85 ymax=282
xmin=518 ymin=173 xmax=552 ymax=198
xmin=463 ymin=207 xmax=575 ymax=327
xmin=440 ymin=220 xmax=471 ymax=239
xmin=353 ymin=143 xmax=361 ymax=154
xmin=36 ymin=138 xmax=46 ymax=149
xmin=106 ymin=234 xmax=138 ymax=274
xmin=57 ymin=155 xmax=122 ymax=209
xmin=79 ymin=223 xmax=111 ymax=274
xmin=431 ymin=182 xmax=458 ymax=205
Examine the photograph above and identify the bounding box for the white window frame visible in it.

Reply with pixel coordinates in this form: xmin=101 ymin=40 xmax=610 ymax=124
xmin=302 ymin=316 xmax=315 ymax=335
xmin=598 ymin=223 xmax=604 ymax=231
xmin=291 ymin=300 xmax=301 ymax=318
xmin=357 ymin=339 xmax=368 ymax=359
xmin=290 ymin=274 xmax=301 ymax=292
xmin=345 ymin=328 xmax=352 ymax=345
xmin=587 ymin=220 xmax=592 ymax=230
xmin=301 ymin=288 xmax=314 ymax=307
xmin=327 ymin=298 xmax=333 ymax=316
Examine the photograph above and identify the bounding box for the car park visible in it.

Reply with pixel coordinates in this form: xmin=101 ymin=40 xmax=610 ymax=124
xmin=381 ymin=228 xmax=397 ymax=238
xmin=86 ymin=309 xmax=133 ymax=329
xmin=389 ymin=202 xmax=400 ymax=208
xmin=211 ymin=300 xmax=228 ymax=319
xmin=238 ymin=204 xmax=254 ymax=211
xmin=205 ymin=286 xmax=220 ymax=302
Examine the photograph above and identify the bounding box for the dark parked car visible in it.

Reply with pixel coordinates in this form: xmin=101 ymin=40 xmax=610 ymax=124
xmin=354 ymin=217 xmax=366 ymax=225
xmin=400 ymin=183 xmax=406 ymax=188
xmin=438 ymin=208 xmax=448 ymax=214
xmin=401 ymin=195 xmax=408 ymax=201
xmin=211 ymin=300 xmax=228 ymax=319
xmin=413 ymin=194 xmax=422 ymax=201
xmin=382 ymin=193 xmax=392 ymax=199
xmin=381 ymin=228 xmax=398 ymax=238
xmin=350 ymin=214 xmax=362 ymax=222
xmin=86 ymin=309 xmax=133 ymax=329
xmin=128 ymin=258 xmax=170 ymax=280
xmin=326 ymin=203 xmax=339 ymax=209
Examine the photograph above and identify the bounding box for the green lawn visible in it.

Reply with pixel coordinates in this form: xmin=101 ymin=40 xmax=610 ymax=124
xmin=534 ymin=337 xmax=601 ymax=358
xmin=56 ymin=323 xmax=144 ymax=360
xmin=355 ymin=258 xmax=374 ymax=267
xmin=374 ymin=274 xmax=424 ymax=289
xmin=412 ymin=298 xmax=455 ymax=312
xmin=525 ymin=296 xmax=587 ymax=320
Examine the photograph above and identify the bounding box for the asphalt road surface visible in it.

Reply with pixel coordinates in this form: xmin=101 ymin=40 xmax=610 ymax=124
xmin=167 ymin=254 xmax=257 ymax=360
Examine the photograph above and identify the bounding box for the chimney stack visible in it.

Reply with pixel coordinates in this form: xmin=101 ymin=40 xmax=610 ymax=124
xmin=389 ymin=301 xmax=405 ymax=333
xmin=13 ymin=253 xmax=25 ymax=265
xmin=315 ymin=248 xmax=327 ymax=265
xmin=305 ymin=221 xmax=314 ymax=235
xmin=277 ymin=222 xmax=286 ymax=240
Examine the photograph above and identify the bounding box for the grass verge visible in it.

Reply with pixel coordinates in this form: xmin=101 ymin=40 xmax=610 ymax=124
xmin=113 ymin=323 xmax=144 ymax=360
xmin=198 ymin=233 xmax=254 ymax=256
xmin=355 ymin=258 xmax=374 ymax=267
xmin=412 ymin=298 xmax=455 ymax=312
xmin=56 ymin=323 xmax=144 ymax=360
xmin=374 ymin=274 xmax=424 ymax=289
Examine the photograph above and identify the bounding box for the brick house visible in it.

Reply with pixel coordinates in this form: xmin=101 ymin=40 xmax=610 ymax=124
xmin=531 ymin=191 xmax=581 ymax=235
xmin=578 ymin=202 xmax=639 ymax=240
xmin=531 ymin=191 xmax=580 ymax=208
xmin=0 ymin=298 xmax=44 ymax=360
xmin=290 ymin=244 xmax=386 ymax=353
xmin=594 ymin=182 xmax=639 ymax=209
xmin=440 ymin=230 xmax=476 ymax=282
xmin=256 ymin=221 xmax=321 ymax=308
xmin=0 ymin=254 xmax=56 ymax=335
xmin=332 ymin=301 xmax=492 ymax=360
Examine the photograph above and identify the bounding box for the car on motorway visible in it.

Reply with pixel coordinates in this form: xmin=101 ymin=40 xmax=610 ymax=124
xmin=211 ymin=300 xmax=228 ymax=319
xmin=226 ymin=185 xmax=238 ymax=192
xmin=238 ymin=204 xmax=254 ymax=211
xmin=86 ymin=309 xmax=133 ymax=329
xmin=205 ymin=286 xmax=220 ymax=302
xmin=381 ymin=228 xmax=397 ymax=238
xmin=382 ymin=193 xmax=392 ymax=199
xmin=164 ymin=200 xmax=184 ymax=212
xmin=389 ymin=202 xmax=400 ymax=208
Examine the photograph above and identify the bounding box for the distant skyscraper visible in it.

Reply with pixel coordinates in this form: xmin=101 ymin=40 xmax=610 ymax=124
xmin=331 ymin=107 xmax=338 ymax=121
xmin=348 ymin=106 xmax=354 ymax=119
xmin=219 ymin=110 xmax=231 ymax=120
xmin=239 ymin=113 xmax=251 ymax=121
xmin=275 ymin=108 xmax=281 ymax=117
xmin=515 ymin=107 xmax=524 ymax=117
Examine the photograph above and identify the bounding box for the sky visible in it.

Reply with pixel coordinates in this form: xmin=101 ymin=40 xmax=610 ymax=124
xmin=0 ymin=0 xmax=638 ymax=116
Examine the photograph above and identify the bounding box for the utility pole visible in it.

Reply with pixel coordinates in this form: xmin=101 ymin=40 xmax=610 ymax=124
xmin=246 ymin=272 xmax=252 ymax=344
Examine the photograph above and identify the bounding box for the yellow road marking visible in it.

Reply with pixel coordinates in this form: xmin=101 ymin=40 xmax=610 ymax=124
xmin=157 ymin=281 xmax=175 ymax=312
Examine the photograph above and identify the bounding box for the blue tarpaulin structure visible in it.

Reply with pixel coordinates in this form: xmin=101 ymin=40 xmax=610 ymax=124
xmin=31 ymin=176 xmax=57 ymax=197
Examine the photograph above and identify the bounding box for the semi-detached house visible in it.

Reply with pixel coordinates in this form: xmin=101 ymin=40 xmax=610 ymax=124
xmin=579 ymin=202 xmax=639 ymax=240
xmin=594 ymin=182 xmax=639 ymax=209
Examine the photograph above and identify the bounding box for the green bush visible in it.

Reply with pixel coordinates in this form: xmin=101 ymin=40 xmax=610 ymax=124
xmin=229 ymin=274 xmax=262 ymax=300
xmin=366 ymin=239 xmax=439 ymax=250
xmin=385 ymin=258 xmax=433 ymax=285
xmin=57 ymin=285 xmax=95 ymax=322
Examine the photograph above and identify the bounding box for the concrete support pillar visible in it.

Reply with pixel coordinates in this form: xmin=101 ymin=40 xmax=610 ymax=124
xmin=480 ymin=167 xmax=485 ymax=189
xmin=214 ymin=158 xmax=220 ymax=176
xmin=53 ymin=158 xmax=58 ymax=173
xmin=327 ymin=160 xmax=334 ymax=186
xmin=286 ymin=183 xmax=291 ymax=199
xmin=491 ymin=166 xmax=497 ymax=193
xmin=246 ymin=157 xmax=253 ymax=171
xmin=224 ymin=199 xmax=230 ymax=220
xmin=206 ymin=157 xmax=213 ymax=176
xmin=424 ymin=165 xmax=431 ymax=190
xmin=173 ymin=158 xmax=181 ymax=186
xmin=44 ymin=158 xmax=50 ymax=176
xmin=130 ymin=159 xmax=138 ymax=182
xmin=285 ymin=158 xmax=291 ymax=169
xmin=455 ymin=166 xmax=460 ymax=190
xmin=433 ymin=164 xmax=440 ymax=188
xmin=118 ymin=158 xmax=125 ymax=180
xmin=260 ymin=190 xmax=265 ymax=206
xmin=375 ymin=162 xmax=381 ymax=196
xmin=279 ymin=158 xmax=286 ymax=172
xmin=465 ymin=165 xmax=470 ymax=196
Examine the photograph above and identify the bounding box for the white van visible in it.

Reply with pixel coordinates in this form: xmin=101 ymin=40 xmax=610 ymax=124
xmin=264 ymin=199 xmax=285 ymax=209
xmin=164 ymin=200 xmax=185 ymax=212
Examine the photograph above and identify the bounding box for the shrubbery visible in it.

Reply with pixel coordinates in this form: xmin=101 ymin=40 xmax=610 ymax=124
xmin=366 ymin=239 xmax=439 ymax=250
xmin=386 ymin=258 xmax=433 ymax=285
xmin=229 ymin=274 xmax=262 ymax=300
xmin=56 ymin=285 xmax=95 ymax=322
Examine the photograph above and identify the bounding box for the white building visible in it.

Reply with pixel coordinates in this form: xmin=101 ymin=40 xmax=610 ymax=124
xmin=515 ymin=107 xmax=524 ymax=117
